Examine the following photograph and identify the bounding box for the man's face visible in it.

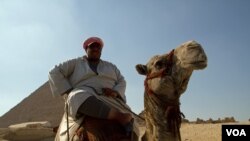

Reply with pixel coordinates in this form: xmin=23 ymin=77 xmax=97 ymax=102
xmin=86 ymin=42 xmax=102 ymax=61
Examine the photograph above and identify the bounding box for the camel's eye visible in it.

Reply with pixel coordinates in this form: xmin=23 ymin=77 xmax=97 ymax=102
xmin=155 ymin=60 xmax=164 ymax=69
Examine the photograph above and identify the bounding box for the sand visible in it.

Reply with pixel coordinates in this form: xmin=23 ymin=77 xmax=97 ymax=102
xmin=181 ymin=123 xmax=222 ymax=141
xmin=181 ymin=121 xmax=250 ymax=141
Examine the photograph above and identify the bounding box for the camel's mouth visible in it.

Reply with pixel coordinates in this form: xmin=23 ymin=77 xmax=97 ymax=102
xmin=189 ymin=60 xmax=206 ymax=65
xmin=188 ymin=60 xmax=207 ymax=69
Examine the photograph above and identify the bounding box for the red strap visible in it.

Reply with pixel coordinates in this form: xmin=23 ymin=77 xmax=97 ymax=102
xmin=144 ymin=49 xmax=175 ymax=95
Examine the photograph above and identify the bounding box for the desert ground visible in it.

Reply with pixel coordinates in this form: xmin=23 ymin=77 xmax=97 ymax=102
xmin=181 ymin=121 xmax=250 ymax=141
xmin=1 ymin=121 xmax=249 ymax=141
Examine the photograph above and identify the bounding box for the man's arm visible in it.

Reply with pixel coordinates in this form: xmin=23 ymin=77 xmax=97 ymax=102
xmin=112 ymin=65 xmax=126 ymax=102
xmin=48 ymin=58 xmax=77 ymax=97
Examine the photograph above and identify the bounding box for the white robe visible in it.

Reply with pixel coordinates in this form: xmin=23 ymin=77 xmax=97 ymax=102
xmin=48 ymin=56 xmax=126 ymax=118
xmin=49 ymin=56 xmax=145 ymax=141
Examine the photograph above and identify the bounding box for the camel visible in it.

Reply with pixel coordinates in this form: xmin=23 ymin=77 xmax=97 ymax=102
xmin=136 ymin=40 xmax=208 ymax=141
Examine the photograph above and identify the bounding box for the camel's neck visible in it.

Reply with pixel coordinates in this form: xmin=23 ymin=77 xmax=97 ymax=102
xmin=144 ymin=92 xmax=182 ymax=141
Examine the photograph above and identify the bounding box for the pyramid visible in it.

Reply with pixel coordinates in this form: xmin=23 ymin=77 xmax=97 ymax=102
xmin=0 ymin=81 xmax=65 ymax=128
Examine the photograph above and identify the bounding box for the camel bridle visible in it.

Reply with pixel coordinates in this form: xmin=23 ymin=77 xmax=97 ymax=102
xmin=144 ymin=49 xmax=183 ymax=141
xmin=144 ymin=49 xmax=175 ymax=96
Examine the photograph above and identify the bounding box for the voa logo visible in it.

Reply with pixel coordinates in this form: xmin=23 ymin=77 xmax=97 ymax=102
xmin=226 ymin=129 xmax=246 ymax=136
xmin=222 ymin=125 xmax=250 ymax=141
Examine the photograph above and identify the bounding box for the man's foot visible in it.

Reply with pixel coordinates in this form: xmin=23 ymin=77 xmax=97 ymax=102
xmin=108 ymin=108 xmax=133 ymax=125
xmin=118 ymin=113 xmax=133 ymax=125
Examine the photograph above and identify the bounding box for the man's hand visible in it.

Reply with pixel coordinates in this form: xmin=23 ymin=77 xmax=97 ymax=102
xmin=102 ymin=88 xmax=118 ymax=98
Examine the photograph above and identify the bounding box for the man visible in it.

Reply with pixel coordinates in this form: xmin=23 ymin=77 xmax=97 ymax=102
xmin=48 ymin=37 xmax=132 ymax=140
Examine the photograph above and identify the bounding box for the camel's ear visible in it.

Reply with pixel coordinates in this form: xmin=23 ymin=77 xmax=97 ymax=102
xmin=136 ymin=64 xmax=147 ymax=75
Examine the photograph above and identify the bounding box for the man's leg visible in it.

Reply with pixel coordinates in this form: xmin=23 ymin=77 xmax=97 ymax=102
xmin=76 ymin=96 xmax=132 ymax=125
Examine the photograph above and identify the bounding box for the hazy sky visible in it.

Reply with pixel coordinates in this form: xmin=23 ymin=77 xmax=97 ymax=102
xmin=1 ymin=0 xmax=249 ymax=121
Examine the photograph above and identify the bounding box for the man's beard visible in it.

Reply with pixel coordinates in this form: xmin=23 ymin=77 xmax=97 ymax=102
xmin=86 ymin=51 xmax=101 ymax=62
xmin=87 ymin=56 xmax=100 ymax=62
xmin=87 ymin=57 xmax=100 ymax=62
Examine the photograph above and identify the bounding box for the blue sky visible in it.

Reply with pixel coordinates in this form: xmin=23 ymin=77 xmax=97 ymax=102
xmin=0 ymin=0 xmax=249 ymax=121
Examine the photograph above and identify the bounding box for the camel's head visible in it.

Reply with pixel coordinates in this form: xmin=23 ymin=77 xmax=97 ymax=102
xmin=136 ymin=40 xmax=207 ymax=100
xmin=174 ymin=40 xmax=207 ymax=70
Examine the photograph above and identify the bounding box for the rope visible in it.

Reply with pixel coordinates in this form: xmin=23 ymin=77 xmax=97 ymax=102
xmin=66 ymin=103 xmax=70 ymax=141
xmin=115 ymin=98 xmax=145 ymax=121
xmin=84 ymin=85 xmax=145 ymax=121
